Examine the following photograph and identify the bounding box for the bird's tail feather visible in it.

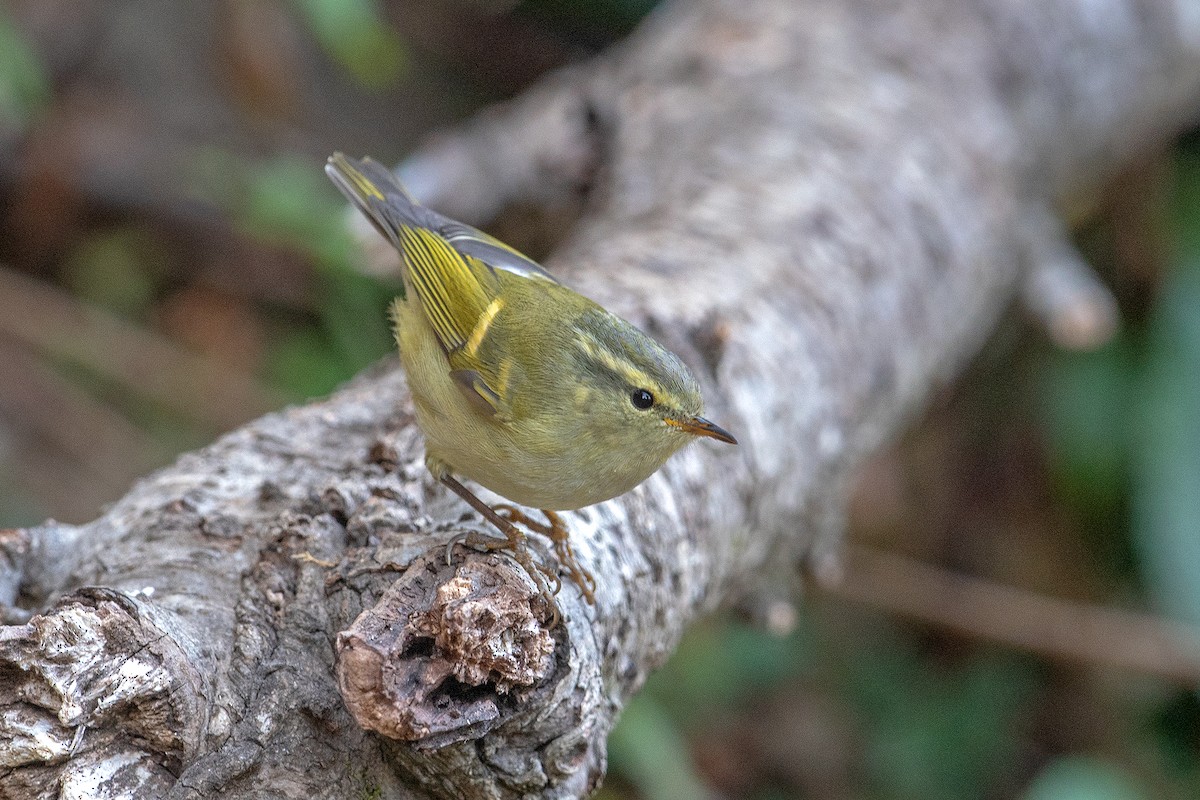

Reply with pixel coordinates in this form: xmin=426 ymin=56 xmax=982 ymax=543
xmin=325 ymin=152 xmax=421 ymax=248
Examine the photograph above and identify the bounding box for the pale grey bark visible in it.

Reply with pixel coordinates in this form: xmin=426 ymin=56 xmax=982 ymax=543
xmin=3 ymin=0 xmax=1199 ymax=798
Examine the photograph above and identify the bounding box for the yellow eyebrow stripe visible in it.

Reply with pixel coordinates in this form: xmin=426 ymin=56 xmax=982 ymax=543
xmin=465 ymin=298 xmax=504 ymax=357
xmin=575 ymin=328 xmax=654 ymax=390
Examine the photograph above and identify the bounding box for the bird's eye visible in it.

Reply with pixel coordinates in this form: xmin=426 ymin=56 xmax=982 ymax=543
xmin=630 ymin=389 xmax=654 ymax=409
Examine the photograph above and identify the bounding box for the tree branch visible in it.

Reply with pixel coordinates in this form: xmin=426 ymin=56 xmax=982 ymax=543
xmin=828 ymin=545 xmax=1200 ymax=683
xmin=3 ymin=0 xmax=1200 ymax=798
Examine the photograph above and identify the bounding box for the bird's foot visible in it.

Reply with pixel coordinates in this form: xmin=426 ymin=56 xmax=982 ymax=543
xmin=445 ymin=525 xmax=562 ymax=612
xmin=438 ymin=475 xmax=563 ymax=623
xmin=495 ymin=506 xmax=597 ymax=605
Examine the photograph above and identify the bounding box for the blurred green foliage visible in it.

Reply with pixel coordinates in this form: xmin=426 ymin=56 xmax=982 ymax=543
xmin=225 ymin=153 xmax=398 ymax=398
xmin=291 ymin=0 xmax=408 ymax=89
xmin=606 ymin=695 xmax=712 ymax=800
xmin=1038 ymin=147 xmax=1200 ymax=620
xmin=608 ymin=616 xmax=1040 ymax=800
xmin=605 ymin=618 xmax=815 ymax=800
xmin=60 ymin=228 xmax=170 ymax=319
xmin=1130 ymin=148 xmax=1200 ymax=630
xmin=846 ymin=642 xmax=1036 ymax=800
xmin=1022 ymin=756 xmax=1148 ymax=800
xmin=0 ymin=6 xmax=48 ymax=138
xmin=1039 ymin=339 xmax=1132 ymax=528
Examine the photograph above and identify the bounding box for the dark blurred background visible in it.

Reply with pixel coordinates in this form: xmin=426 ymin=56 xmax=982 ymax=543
xmin=1 ymin=2 xmax=1198 ymax=798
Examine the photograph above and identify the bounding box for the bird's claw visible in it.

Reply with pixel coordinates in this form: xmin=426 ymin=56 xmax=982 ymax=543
xmin=444 ymin=524 xmax=562 ymax=623
xmin=438 ymin=476 xmax=593 ymax=623
xmin=541 ymin=510 xmax=597 ymax=605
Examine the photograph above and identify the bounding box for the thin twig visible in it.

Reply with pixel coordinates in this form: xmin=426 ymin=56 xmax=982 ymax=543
xmin=0 ymin=336 xmax=170 ymax=520
xmin=827 ymin=544 xmax=1200 ymax=684
xmin=0 ymin=265 xmax=282 ymax=433
xmin=1019 ymin=207 xmax=1119 ymax=351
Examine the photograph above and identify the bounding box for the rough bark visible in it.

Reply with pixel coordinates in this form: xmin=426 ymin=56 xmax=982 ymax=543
xmin=3 ymin=0 xmax=1200 ymax=798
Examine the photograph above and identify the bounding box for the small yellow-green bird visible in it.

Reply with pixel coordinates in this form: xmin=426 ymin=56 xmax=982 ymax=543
xmin=326 ymin=153 xmax=736 ymax=612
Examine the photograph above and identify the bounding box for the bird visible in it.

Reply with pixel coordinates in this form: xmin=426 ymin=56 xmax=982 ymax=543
xmin=326 ymin=153 xmax=736 ymax=616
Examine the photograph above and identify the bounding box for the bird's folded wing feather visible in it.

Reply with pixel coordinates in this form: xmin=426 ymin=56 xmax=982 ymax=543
xmin=325 ymin=153 xmax=543 ymax=416
xmin=399 ymin=226 xmax=519 ymax=417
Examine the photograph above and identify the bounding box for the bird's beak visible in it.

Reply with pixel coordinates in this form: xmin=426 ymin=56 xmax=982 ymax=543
xmin=667 ymin=415 xmax=738 ymax=445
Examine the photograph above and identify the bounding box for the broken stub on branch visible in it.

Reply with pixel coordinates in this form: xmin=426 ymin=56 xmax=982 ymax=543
xmin=336 ymin=555 xmax=557 ymax=745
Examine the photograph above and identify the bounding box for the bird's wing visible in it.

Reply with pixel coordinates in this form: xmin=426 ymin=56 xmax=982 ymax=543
xmin=326 ymin=152 xmax=558 ymax=283
xmin=434 ymin=219 xmax=559 ymax=284
xmin=327 ymin=153 xmax=523 ymax=416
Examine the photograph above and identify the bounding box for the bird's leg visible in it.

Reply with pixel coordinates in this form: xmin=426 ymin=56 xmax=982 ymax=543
xmin=439 ymin=475 xmax=562 ymax=610
xmin=542 ymin=510 xmax=597 ymax=605
xmin=492 ymin=504 xmax=552 ymax=534
xmin=494 ymin=505 xmax=597 ymax=605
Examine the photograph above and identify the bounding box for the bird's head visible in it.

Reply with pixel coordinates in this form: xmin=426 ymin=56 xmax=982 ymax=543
xmin=568 ymin=308 xmax=736 ymax=479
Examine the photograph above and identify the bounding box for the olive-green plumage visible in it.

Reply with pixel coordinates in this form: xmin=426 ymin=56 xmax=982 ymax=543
xmin=327 ymin=154 xmax=735 ymax=607
xmin=327 ymin=153 xmax=735 ymax=514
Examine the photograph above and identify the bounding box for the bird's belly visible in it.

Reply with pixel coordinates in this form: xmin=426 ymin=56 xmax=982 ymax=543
xmin=394 ymin=306 xmax=617 ymax=510
xmin=413 ymin=391 xmax=635 ymax=510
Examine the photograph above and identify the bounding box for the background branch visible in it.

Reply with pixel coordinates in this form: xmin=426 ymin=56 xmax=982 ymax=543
xmin=828 ymin=544 xmax=1200 ymax=684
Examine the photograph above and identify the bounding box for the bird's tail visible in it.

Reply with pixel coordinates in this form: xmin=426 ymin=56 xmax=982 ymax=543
xmin=327 ymin=151 xmax=560 ymax=287
xmin=325 ymin=152 xmax=420 ymax=250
